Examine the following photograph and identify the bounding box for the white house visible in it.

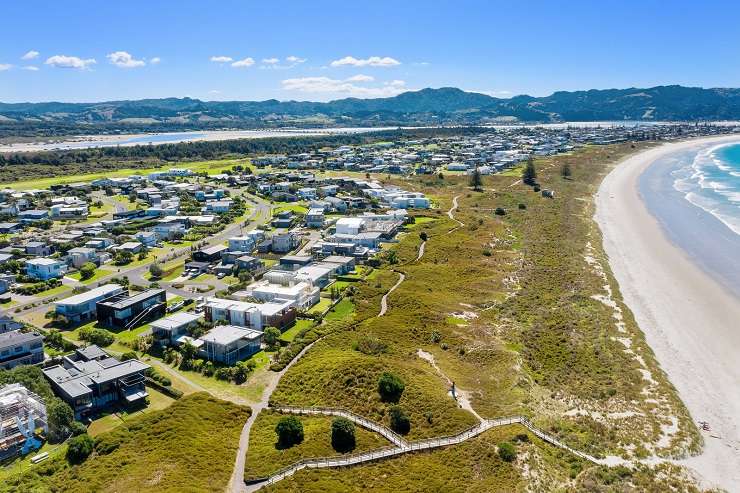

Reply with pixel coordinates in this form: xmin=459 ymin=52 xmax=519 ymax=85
xmin=26 ymin=258 xmax=67 ymax=280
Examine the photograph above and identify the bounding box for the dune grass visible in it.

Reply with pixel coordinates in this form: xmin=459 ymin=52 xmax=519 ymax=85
xmin=1 ymin=393 xmax=250 ymax=493
xmin=244 ymin=410 xmax=391 ymax=479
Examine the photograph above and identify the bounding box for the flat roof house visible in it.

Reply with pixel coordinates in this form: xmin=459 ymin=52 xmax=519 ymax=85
xmin=96 ymin=289 xmax=166 ymax=329
xmin=42 ymin=345 xmax=149 ymax=419
xmin=54 ymin=284 xmax=124 ymax=324
xmin=0 ymin=330 xmax=44 ymax=370
xmin=198 ymin=325 xmax=262 ymax=364
xmin=150 ymin=312 xmax=203 ymax=347
xmin=305 ymin=208 xmax=325 ymax=228
xmin=204 ymin=297 xmax=296 ymax=331
xmin=26 ymin=257 xmax=67 ymax=281
xmin=228 ymin=236 xmax=255 ymax=253
xmin=66 ymin=247 xmax=99 ymax=269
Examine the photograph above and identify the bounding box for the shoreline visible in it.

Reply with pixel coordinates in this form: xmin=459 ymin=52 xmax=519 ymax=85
xmin=595 ymin=136 xmax=740 ymax=490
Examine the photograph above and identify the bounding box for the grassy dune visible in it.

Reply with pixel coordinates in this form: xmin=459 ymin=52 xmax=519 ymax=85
xmin=2 ymin=393 xmax=249 ymax=493
xmin=266 ymin=143 xmax=704 ymax=490
xmin=244 ymin=411 xmax=391 ymax=479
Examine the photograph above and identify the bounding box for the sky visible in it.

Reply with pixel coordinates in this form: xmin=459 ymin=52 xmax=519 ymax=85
xmin=2 ymin=0 xmax=740 ymax=103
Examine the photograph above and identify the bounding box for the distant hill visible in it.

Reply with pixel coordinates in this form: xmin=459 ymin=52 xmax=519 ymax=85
xmin=3 ymin=85 xmax=740 ymax=127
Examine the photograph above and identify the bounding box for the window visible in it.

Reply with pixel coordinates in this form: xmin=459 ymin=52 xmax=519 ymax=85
xmin=14 ymin=346 xmax=22 ymax=353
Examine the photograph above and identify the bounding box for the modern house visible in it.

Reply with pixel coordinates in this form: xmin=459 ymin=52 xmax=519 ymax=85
xmin=66 ymin=247 xmax=99 ymax=269
xmin=150 ymin=312 xmax=203 ymax=347
xmin=0 ymin=317 xmax=23 ymax=334
xmin=42 ymin=345 xmax=149 ymax=419
xmin=228 ymin=236 xmax=255 ymax=253
xmin=271 ymin=232 xmax=300 ymax=253
xmin=204 ymin=297 xmax=296 ymax=331
xmin=198 ymin=325 xmax=263 ymax=364
xmin=305 ymin=208 xmax=325 ymax=228
xmin=26 ymin=257 xmax=67 ymax=280
xmin=96 ymin=289 xmax=167 ymax=329
xmin=0 ymin=330 xmax=44 ymax=370
xmin=192 ymin=244 xmax=228 ymax=263
xmin=321 ymin=255 xmax=356 ymax=275
xmin=54 ymin=284 xmax=125 ymax=324
xmin=235 ymin=256 xmax=265 ymax=275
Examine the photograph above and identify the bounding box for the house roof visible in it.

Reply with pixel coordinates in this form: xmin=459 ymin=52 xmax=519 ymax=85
xmin=150 ymin=312 xmax=202 ymax=331
xmin=199 ymin=325 xmax=262 ymax=345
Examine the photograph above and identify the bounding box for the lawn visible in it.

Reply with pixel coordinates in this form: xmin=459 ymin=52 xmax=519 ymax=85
xmin=272 ymin=203 xmax=309 ymax=215
xmin=323 ymin=298 xmax=355 ymax=321
xmin=68 ymin=267 xmax=114 ymax=284
xmin=307 ymin=297 xmax=332 ymax=315
xmin=1 ymin=394 xmax=250 ymax=493
xmin=280 ymin=319 xmax=317 ymax=342
xmin=244 ymin=410 xmax=391 ymax=479
xmin=86 ymin=387 xmax=175 ymax=437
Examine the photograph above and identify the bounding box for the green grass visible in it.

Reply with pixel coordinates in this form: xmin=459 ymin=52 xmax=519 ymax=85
xmin=5 ymin=158 xmax=251 ymax=190
xmin=272 ymin=203 xmax=309 ymax=215
xmin=280 ymin=319 xmax=317 ymax=342
xmin=244 ymin=410 xmax=391 ymax=479
xmin=1 ymin=394 xmax=250 ymax=493
xmin=87 ymin=388 xmax=175 ymax=437
xmin=323 ymin=298 xmax=355 ymax=321
xmin=67 ymin=267 xmax=114 ymax=284
xmin=307 ymin=298 xmax=332 ymax=315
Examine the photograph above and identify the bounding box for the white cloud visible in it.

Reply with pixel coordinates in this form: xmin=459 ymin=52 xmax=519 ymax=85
xmin=107 ymin=51 xmax=146 ymax=68
xmin=45 ymin=55 xmax=96 ymax=70
xmin=345 ymin=74 xmax=374 ymax=82
xmin=22 ymin=66 xmax=39 ymax=71
xmin=231 ymin=57 xmax=255 ymax=68
xmin=21 ymin=50 xmax=39 ymax=60
xmin=282 ymin=76 xmax=406 ymax=98
xmin=286 ymin=55 xmax=306 ymax=64
xmin=150 ymin=57 xmax=161 ymax=65
xmin=209 ymin=90 xmax=221 ymax=94
xmin=0 ymin=64 xmax=12 ymax=71
xmin=210 ymin=55 xmax=233 ymax=63
xmin=262 ymin=57 xmax=279 ymax=64
xmin=330 ymin=56 xmax=401 ymax=67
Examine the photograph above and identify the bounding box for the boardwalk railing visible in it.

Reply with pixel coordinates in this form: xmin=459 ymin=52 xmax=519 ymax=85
xmin=245 ymin=407 xmax=600 ymax=490
xmin=272 ymin=405 xmax=409 ymax=448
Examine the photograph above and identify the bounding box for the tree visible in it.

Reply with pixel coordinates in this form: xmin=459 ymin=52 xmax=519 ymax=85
xmin=70 ymin=421 xmax=88 ymax=437
xmin=469 ymin=167 xmax=483 ymax=191
xmin=113 ymin=250 xmax=134 ymax=265
xmin=498 ymin=441 xmax=516 ymax=462
xmin=378 ymin=372 xmax=405 ymax=403
xmin=66 ymin=433 xmax=94 ymax=464
xmin=121 ymin=351 xmax=138 ymax=361
xmin=47 ymin=400 xmax=75 ymax=443
xmin=331 ymin=417 xmax=356 ymax=453
xmin=561 ymin=162 xmax=572 ymax=179
xmin=79 ymin=262 xmax=96 ymax=280
xmin=179 ymin=340 xmax=198 ymax=368
xmin=263 ymin=327 xmax=281 ymax=350
xmin=522 ymin=157 xmax=537 ymax=186
xmin=149 ymin=262 xmax=164 ymax=279
xmin=388 ymin=405 xmax=410 ymax=435
xmin=275 ymin=415 xmax=304 ymax=448
xmin=385 ymin=250 xmax=398 ymax=265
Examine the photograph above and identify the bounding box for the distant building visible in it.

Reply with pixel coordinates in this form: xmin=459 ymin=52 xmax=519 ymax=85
xmin=198 ymin=325 xmax=263 ymax=364
xmin=0 ymin=384 xmax=48 ymax=461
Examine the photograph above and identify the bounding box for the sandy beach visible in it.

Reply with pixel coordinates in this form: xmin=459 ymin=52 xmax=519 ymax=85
xmin=595 ymin=136 xmax=740 ymax=491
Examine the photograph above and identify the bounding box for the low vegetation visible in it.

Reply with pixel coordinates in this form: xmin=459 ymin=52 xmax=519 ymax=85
xmin=2 ymin=393 xmax=250 ymax=493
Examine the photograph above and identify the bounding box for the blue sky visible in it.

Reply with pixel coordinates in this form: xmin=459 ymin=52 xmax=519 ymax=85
xmin=2 ymin=0 xmax=739 ymax=103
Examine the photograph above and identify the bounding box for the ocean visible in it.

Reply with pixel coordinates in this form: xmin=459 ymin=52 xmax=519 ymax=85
xmin=672 ymin=142 xmax=740 ymax=235
xmin=639 ymin=141 xmax=740 ymax=298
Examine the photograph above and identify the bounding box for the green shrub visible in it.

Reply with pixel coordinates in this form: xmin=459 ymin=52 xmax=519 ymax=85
xmin=377 ymin=372 xmax=405 ymax=403
xmin=275 ymin=416 xmax=304 ymax=448
xmin=66 ymin=433 xmax=94 ymax=464
xmin=331 ymin=417 xmax=356 ymax=453
xmin=497 ymin=441 xmax=516 ymax=462
xmin=388 ymin=406 xmax=410 ymax=435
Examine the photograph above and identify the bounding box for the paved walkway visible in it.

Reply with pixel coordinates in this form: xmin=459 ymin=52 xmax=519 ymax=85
xmin=378 ymin=271 xmax=405 ymax=317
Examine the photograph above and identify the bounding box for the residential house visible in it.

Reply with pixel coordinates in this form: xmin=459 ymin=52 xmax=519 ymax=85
xmin=96 ymin=289 xmax=167 ymax=329
xmin=26 ymin=258 xmax=67 ymax=280
xmin=42 ymin=346 xmax=149 ymax=419
xmin=66 ymin=247 xmax=99 ymax=269
xmin=135 ymin=231 xmax=158 ymax=247
xmin=198 ymin=325 xmax=262 ymax=364
xmin=25 ymin=242 xmax=53 ymax=257
xmin=0 ymin=330 xmax=44 ymax=370
xmin=150 ymin=312 xmax=203 ymax=347
xmin=0 ymin=317 xmax=23 ymax=334
xmin=228 ymin=236 xmax=255 ymax=253
xmin=305 ymin=208 xmax=325 ymax=228
xmin=271 ymin=232 xmax=300 ymax=253
xmin=192 ymin=244 xmax=227 ymax=263
xmin=204 ymin=297 xmax=296 ymax=331
xmin=54 ymin=284 xmax=124 ymax=324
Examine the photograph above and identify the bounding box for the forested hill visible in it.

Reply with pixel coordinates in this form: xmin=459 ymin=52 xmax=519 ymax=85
xmin=3 ymin=86 xmax=740 ymax=129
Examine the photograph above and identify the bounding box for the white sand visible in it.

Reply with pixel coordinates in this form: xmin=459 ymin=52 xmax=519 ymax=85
xmin=595 ymin=136 xmax=740 ymax=490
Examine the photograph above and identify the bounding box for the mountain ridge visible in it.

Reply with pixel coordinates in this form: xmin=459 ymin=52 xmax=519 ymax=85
xmin=3 ymin=85 xmax=740 ymax=125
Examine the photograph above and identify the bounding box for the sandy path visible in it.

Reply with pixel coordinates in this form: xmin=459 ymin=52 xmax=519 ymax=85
xmin=595 ymin=136 xmax=740 ymax=491
xmin=378 ymin=272 xmax=405 ymax=317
